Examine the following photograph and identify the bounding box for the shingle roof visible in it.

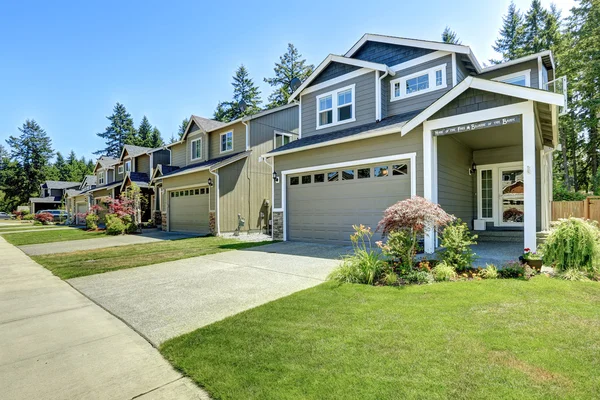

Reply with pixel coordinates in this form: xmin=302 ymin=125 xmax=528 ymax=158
xmin=123 ymin=144 xmax=154 ymax=158
xmin=43 ymin=181 xmax=81 ymax=189
xmin=161 ymin=152 xmax=245 ymax=178
xmin=191 ymin=115 xmax=227 ymax=133
xmin=64 ymin=189 xmax=82 ymax=197
xmin=128 ymin=172 xmax=150 ymax=184
xmin=268 ymin=110 xmax=423 ymax=155
xmin=97 ymin=156 xmax=120 ymax=168
xmin=29 ymin=197 xmax=61 ymax=203
xmin=90 ymin=180 xmax=124 ymax=191
xmin=84 ymin=175 xmax=97 ymax=185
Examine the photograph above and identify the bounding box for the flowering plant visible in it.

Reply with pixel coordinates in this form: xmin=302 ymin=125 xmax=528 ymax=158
xmin=522 ymin=248 xmax=541 ymax=260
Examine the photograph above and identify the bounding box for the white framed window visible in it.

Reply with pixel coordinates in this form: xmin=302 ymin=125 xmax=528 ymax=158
xmin=390 ymin=64 xmax=447 ymax=101
xmin=274 ymin=131 xmax=292 ymax=148
xmin=124 ymin=160 xmax=132 ymax=172
xmin=191 ymin=138 xmax=203 ymax=160
xmin=316 ymin=84 xmax=355 ymax=129
xmin=118 ymin=165 xmax=124 ymax=174
xmin=492 ymin=69 xmax=531 ymax=87
xmin=98 ymin=174 xmax=104 ymax=185
xmin=220 ymin=131 xmax=233 ymax=153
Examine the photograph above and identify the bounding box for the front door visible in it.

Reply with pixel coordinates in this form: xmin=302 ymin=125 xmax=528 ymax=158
xmin=499 ymin=167 xmax=524 ymax=226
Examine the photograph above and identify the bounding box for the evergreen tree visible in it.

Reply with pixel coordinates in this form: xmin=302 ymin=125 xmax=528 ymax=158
xmin=441 ymin=27 xmax=461 ymax=44
xmin=169 ymin=133 xmax=177 ymax=144
xmin=264 ymin=44 xmax=314 ymax=108
xmin=540 ymin=4 xmax=563 ymax=53
xmin=213 ymin=65 xmax=262 ymax=122
xmin=54 ymin=152 xmax=69 ymax=181
xmin=137 ymin=116 xmax=153 ymax=147
xmin=95 ymin=103 xmax=136 ymax=157
xmin=178 ymin=118 xmax=189 ymax=139
xmin=522 ymin=0 xmax=547 ymax=54
xmin=5 ymin=119 xmax=54 ymax=205
xmin=149 ymin=127 xmax=164 ymax=147
xmin=492 ymin=1 xmax=526 ymax=63
xmin=0 ymin=144 xmax=21 ymax=211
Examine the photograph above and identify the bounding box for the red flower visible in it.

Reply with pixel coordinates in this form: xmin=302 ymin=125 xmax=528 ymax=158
xmin=524 ymin=248 xmax=530 ymax=252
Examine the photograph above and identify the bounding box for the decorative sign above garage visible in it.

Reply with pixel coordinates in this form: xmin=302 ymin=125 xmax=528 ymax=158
xmin=433 ymin=115 xmax=521 ymax=136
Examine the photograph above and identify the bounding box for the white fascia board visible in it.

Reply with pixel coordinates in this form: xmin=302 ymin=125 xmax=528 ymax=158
xmin=209 ymin=151 xmax=251 ymax=171
xmin=299 ymin=68 xmax=372 ymax=97
xmin=160 ymin=165 xmax=212 ymax=180
xmin=261 ymin=121 xmax=408 ymax=159
xmin=345 ymin=34 xmax=472 ymax=58
xmin=479 ymin=51 xmax=553 ymax=73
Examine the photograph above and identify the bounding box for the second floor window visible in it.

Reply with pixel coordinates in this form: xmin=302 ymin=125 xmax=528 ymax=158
xmin=98 ymin=174 xmax=104 ymax=185
xmin=493 ymin=70 xmax=530 ymax=87
xmin=191 ymin=138 xmax=202 ymax=160
xmin=391 ymin=63 xmax=447 ymax=101
xmin=118 ymin=165 xmax=124 ymax=174
xmin=221 ymin=131 xmax=233 ymax=153
xmin=125 ymin=160 xmax=131 ymax=172
xmin=316 ymin=84 xmax=355 ymax=129
xmin=274 ymin=132 xmax=292 ymax=148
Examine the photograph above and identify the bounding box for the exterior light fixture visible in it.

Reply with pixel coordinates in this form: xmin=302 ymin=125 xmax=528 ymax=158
xmin=469 ymin=162 xmax=477 ymax=176
xmin=208 ymin=178 xmax=213 ymax=187
xmin=272 ymin=171 xmax=280 ymax=184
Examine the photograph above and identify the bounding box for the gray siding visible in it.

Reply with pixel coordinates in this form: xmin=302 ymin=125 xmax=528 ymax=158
xmin=301 ymin=71 xmax=376 ymax=138
xmin=136 ymin=154 xmax=151 ymax=175
xmin=352 ymin=42 xmax=433 ymax=66
xmin=152 ymin=150 xmax=171 ymax=167
xmin=273 ymin=127 xmax=424 ymax=209
xmin=115 ymin=163 xmax=124 ymax=181
xmin=208 ymin=123 xmax=246 ymax=159
xmin=384 ymin=55 xmax=454 ymax=118
xmin=186 ymin=131 xmax=209 ymax=165
xmin=50 ymin=189 xmax=62 ymax=198
xmin=431 ymin=89 xmax=526 ymax=120
xmin=310 ymin=62 xmax=360 ymax=86
xmin=170 ymin=142 xmax=186 ymax=167
xmin=437 ymin=136 xmax=475 ymax=228
xmin=479 ymin=59 xmax=540 ymax=89
xmin=456 ymin=59 xmax=470 ymax=83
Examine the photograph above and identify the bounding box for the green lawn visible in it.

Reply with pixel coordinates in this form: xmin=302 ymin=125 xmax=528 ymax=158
xmin=0 ymin=225 xmax=64 ymax=232
xmin=161 ymin=278 xmax=600 ymax=400
xmin=2 ymin=228 xmax=106 ymax=246
xmin=33 ymin=237 xmax=271 ymax=279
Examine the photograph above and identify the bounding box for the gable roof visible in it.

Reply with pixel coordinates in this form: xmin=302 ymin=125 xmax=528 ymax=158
xmin=121 ymin=172 xmax=151 ymax=190
xmin=180 ymin=115 xmax=228 ymax=141
xmin=158 ymin=152 xmax=250 ymax=180
xmin=43 ymin=180 xmax=81 ymax=190
xmin=479 ymin=50 xmax=555 ymax=74
xmin=94 ymin=156 xmax=120 ymax=172
xmin=120 ymin=144 xmax=154 ymax=161
xmin=80 ymin=175 xmax=96 ymax=189
xmin=288 ymin=54 xmax=395 ymax=103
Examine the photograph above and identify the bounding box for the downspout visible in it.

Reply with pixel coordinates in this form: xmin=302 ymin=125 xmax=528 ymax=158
xmin=263 ymin=156 xmax=275 ymax=239
xmin=242 ymin=120 xmax=251 ymax=234
xmin=377 ymin=70 xmax=389 ymax=121
xmin=209 ymin=167 xmax=220 ymax=236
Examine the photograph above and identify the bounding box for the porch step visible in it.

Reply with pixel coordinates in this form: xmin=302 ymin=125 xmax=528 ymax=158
xmin=536 ymin=231 xmax=550 ymax=244
xmin=474 ymin=230 xmax=524 ymax=243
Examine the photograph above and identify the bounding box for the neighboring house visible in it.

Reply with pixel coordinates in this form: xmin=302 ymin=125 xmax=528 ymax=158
xmin=87 ymin=156 xmax=124 ymax=203
xmin=263 ymin=34 xmax=565 ymax=252
xmin=118 ymin=144 xmax=170 ymax=222
xmin=64 ymin=175 xmax=97 ymax=224
xmin=152 ymin=104 xmax=298 ymax=234
xmin=29 ymin=180 xmax=80 ymax=213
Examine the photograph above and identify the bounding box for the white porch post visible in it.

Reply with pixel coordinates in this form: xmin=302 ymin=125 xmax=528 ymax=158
xmin=522 ymin=101 xmax=537 ymax=250
xmin=422 ymin=123 xmax=435 ymax=254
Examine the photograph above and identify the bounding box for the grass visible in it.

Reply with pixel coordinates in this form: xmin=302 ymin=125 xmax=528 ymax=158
xmin=2 ymin=228 xmax=106 ymax=246
xmin=33 ymin=237 xmax=271 ymax=279
xmin=0 ymin=224 xmax=65 ymax=232
xmin=161 ymin=278 xmax=600 ymax=400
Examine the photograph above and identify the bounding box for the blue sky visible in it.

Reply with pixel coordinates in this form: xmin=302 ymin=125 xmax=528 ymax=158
xmin=0 ymin=0 xmax=575 ymax=161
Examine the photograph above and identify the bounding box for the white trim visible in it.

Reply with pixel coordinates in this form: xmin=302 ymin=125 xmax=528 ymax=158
xmin=279 ymin=152 xmax=417 ymax=241
xmin=492 ymin=69 xmax=531 ymax=87
xmin=298 ymin=100 xmax=302 ymax=138
xmin=390 ymin=51 xmax=451 ymax=72
xmin=118 ymin=165 xmax=124 ymax=174
xmin=219 ymin=131 xmax=234 ymax=153
xmin=345 ymin=34 xmax=472 ymax=58
xmin=422 ymin=124 xmax=434 ymax=253
xmin=124 ymin=160 xmax=132 ymax=173
xmin=390 ymin=63 xmax=447 ymax=101
xmin=476 ymin=161 xmax=524 ymax=226
xmin=273 ymin=131 xmax=293 ymax=149
xmin=522 ymin=101 xmax=536 ymax=249
xmin=375 ymin=70 xmax=380 ymax=121
xmin=190 ymin=137 xmax=203 ymax=161
xmin=480 ymin=50 xmax=554 ymax=73
xmin=316 ymin=84 xmax=356 ymax=130
xmin=401 ymin=76 xmax=564 ymax=136
xmin=451 ymin=53 xmax=457 ymax=87
xmin=165 ymin=183 xmax=209 ymax=192
xmin=298 ymin=68 xmax=372 ymax=97
xmin=209 ymin=169 xmax=220 ymax=235
xmin=537 ymin=57 xmax=543 ymax=90
xmin=242 ymin=121 xmax=250 ymax=151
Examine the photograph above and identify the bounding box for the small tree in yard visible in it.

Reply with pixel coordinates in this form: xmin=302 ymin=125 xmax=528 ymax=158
xmin=35 ymin=212 xmax=54 ymax=225
xmin=377 ymin=196 xmax=455 ymax=268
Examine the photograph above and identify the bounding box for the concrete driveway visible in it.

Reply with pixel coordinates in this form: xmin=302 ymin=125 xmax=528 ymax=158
xmin=69 ymin=242 xmax=347 ymax=345
xmin=0 ymin=237 xmax=207 ymax=400
xmin=19 ymin=229 xmax=200 ymax=256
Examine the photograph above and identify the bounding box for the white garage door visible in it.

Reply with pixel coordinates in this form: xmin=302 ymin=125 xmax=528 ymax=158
xmin=287 ymin=160 xmax=412 ymax=244
xmin=169 ymin=187 xmax=210 ymax=233
xmin=76 ymin=203 xmax=88 ymax=225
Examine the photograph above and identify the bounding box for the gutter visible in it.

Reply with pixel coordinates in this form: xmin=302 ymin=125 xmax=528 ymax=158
xmin=242 ymin=120 xmax=250 ymax=151
xmin=262 ymin=156 xmax=275 ymax=240
xmin=377 ymin=70 xmax=389 ymax=121
xmin=208 ymin=167 xmax=220 ymax=236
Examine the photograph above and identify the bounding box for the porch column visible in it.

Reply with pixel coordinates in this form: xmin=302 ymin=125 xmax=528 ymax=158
xmin=422 ymin=123 xmax=435 ymax=254
xmin=522 ymin=101 xmax=537 ymax=250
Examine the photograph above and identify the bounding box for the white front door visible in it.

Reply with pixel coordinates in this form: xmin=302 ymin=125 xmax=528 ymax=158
xmin=498 ymin=167 xmax=524 ymax=226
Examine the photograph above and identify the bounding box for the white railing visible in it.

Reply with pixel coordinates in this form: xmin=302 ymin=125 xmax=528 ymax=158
xmin=544 ymin=75 xmax=568 ymax=116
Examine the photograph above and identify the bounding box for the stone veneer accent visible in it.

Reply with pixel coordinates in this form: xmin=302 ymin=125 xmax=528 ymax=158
xmin=272 ymin=211 xmax=283 ymax=240
xmin=209 ymin=212 xmax=216 ymax=235
xmin=154 ymin=211 xmax=162 ymax=228
xmin=161 ymin=211 xmax=167 ymax=231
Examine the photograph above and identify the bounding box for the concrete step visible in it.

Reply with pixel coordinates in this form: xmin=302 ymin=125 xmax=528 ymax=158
xmin=474 ymin=230 xmax=523 ymax=243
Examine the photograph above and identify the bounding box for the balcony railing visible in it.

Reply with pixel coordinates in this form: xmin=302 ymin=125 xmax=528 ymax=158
xmin=543 ymin=75 xmax=568 ymax=116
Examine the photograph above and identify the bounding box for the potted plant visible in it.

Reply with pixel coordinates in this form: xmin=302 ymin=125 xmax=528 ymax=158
xmin=520 ymin=248 xmax=542 ymax=269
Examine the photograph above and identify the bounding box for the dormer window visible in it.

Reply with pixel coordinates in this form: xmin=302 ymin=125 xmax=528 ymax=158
xmin=125 ymin=160 xmax=131 ymax=172
xmin=118 ymin=165 xmax=124 ymax=174
xmin=191 ymin=138 xmax=203 ymax=160
xmin=98 ymin=174 xmax=105 ymax=185
xmin=316 ymin=84 xmax=355 ymax=129
xmin=492 ymin=69 xmax=531 ymax=87
xmin=391 ymin=64 xmax=447 ymax=101
xmin=220 ymin=131 xmax=233 ymax=153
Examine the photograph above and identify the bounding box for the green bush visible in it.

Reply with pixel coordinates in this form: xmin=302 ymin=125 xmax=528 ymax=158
xmin=376 ymin=230 xmax=417 ymax=269
xmin=23 ymin=214 xmax=35 ymax=221
xmin=480 ymin=264 xmax=499 ymax=279
xmin=432 ymin=261 xmax=456 ymax=281
xmin=541 ymin=218 xmax=600 ymax=273
xmin=498 ymin=261 xmax=524 ymax=279
xmin=557 ymin=268 xmax=589 ymax=281
xmin=122 ymin=215 xmax=137 ymax=234
xmin=439 ymin=220 xmax=478 ymax=271
xmin=86 ymin=213 xmax=99 ymax=230
xmin=105 ymin=214 xmax=126 ymax=235
xmin=553 ymin=185 xmax=586 ymax=201
xmin=382 ymin=271 xmax=399 ymax=286
xmin=405 ymin=270 xmax=434 ymax=285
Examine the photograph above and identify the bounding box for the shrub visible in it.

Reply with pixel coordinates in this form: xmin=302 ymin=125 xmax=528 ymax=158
xmin=376 ymin=230 xmax=416 ymax=269
xmin=553 ymin=185 xmax=586 ymax=201
xmin=382 ymin=271 xmax=399 ymax=286
xmin=23 ymin=213 xmax=35 ymax=221
xmin=557 ymin=268 xmax=589 ymax=281
xmin=122 ymin=214 xmax=137 ymax=234
xmin=541 ymin=218 xmax=600 ymax=273
xmin=439 ymin=220 xmax=478 ymax=271
xmin=35 ymin=212 xmax=54 ymax=225
xmin=498 ymin=261 xmax=525 ymax=279
xmin=377 ymin=196 xmax=455 ymax=268
xmin=86 ymin=213 xmax=99 ymax=230
xmin=480 ymin=264 xmax=499 ymax=279
xmin=105 ymin=214 xmax=126 ymax=235
xmin=405 ymin=270 xmax=434 ymax=285
xmin=328 ymin=225 xmax=386 ymax=285
xmin=432 ymin=261 xmax=456 ymax=281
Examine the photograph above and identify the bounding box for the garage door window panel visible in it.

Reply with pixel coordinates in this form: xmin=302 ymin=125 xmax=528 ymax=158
xmin=327 ymin=172 xmax=339 ymax=182
xmin=302 ymin=175 xmax=311 ymax=184
xmin=342 ymin=170 xmax=355 ymax=180
xmin=374 ymin=166 xmax=389 ymax=177
xmin=290 ymin=176 xmax=300 ymax=186
xmin=393 ymin=164 xmax=408 ymax=176
xmin=314 ymin=173 xmax=325 ymax=183
xmin=358 ymin=168 xmax=371 ymax=179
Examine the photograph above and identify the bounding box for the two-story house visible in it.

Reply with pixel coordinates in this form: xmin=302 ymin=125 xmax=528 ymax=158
xmin=264 ymin=34 xmax=565 ymax=253
xmin=88 ymin=156 xmax=124 ymax=203
xmin=29 ymin=180 xmax=81 ymax=213
xmin=64 ymin=175 xmax=97 ymax=224
xmin=151 ymin=104 xmax=298 ymax=234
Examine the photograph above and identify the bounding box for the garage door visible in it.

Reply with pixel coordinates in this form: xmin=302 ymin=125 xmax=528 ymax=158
xmin=76 ymin=203 xmax=87 ymax=225
xmin=169 ymin=187 xmax=210 ymax=233
xmin=287 ymin=159 xmax=412 ymax=244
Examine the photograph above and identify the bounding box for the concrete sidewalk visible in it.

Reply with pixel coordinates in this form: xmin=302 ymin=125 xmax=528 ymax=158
xmin=0 ymin=236 xmax=208 ymax=400
xmin=19 ymin=229 xmax=200 ymax=256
